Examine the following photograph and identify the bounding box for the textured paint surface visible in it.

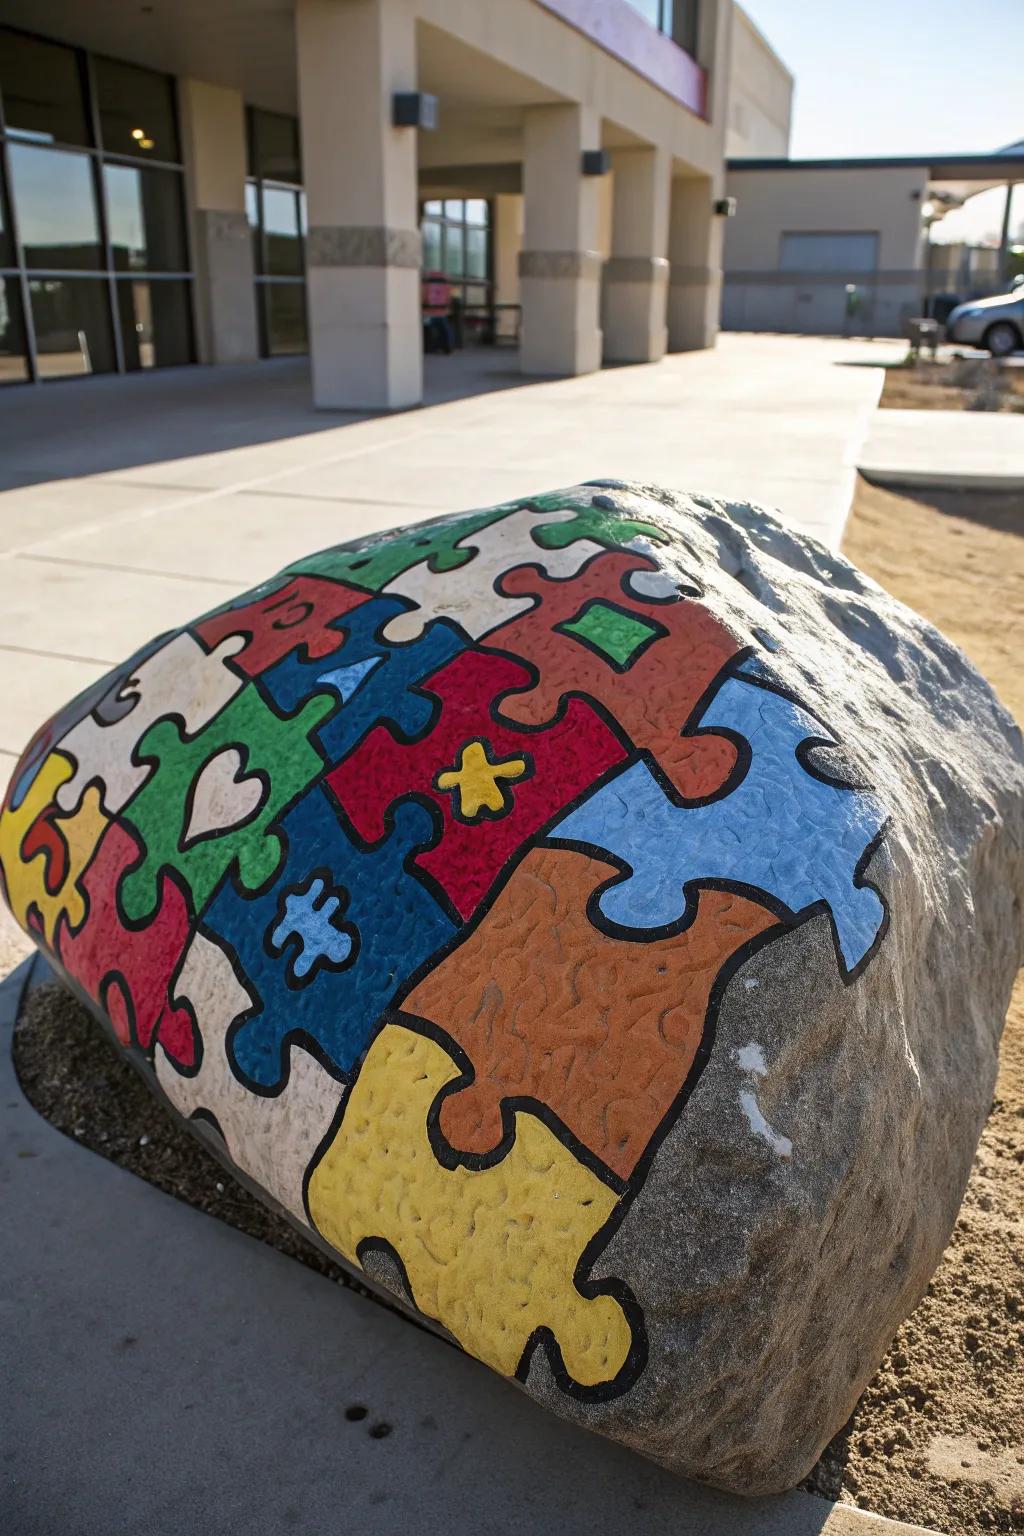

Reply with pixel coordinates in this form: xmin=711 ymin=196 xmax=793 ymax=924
xmin=307 ymin=1023 xmax=633 ymax=1385
xmin=0 ymin=484 xmax=893 ymax=1412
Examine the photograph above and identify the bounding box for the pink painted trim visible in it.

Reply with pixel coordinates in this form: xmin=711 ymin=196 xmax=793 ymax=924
xmin=535 ymin=0 xmax=707 ymax=118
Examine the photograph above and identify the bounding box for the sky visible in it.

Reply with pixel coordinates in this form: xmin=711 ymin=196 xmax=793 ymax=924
xmin=738 ymin=0 xmax=1022 ymax=159
xmin=737 ymin=0 xmax=1024 ymax=243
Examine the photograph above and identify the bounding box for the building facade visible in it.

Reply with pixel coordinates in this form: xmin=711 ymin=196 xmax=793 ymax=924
xmin=0 ymin=0 xmax=789 ymax=406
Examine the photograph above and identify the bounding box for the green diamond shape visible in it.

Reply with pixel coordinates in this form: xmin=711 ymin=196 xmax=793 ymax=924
xmin=556 ymin=599 xmax=662 ymax=671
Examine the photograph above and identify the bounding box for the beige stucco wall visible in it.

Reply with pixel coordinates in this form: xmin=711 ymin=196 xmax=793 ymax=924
xmin=725 ymin=6 xmax=792 ymax=159
xmin=722 ymin=165 xmax=930 ymax=336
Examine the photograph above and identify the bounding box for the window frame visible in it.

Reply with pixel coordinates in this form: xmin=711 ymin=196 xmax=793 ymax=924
xmin=245 ymin=106 xmax=309 ymax=360
xmin=0 ymin=24 xmax=194 ymax=384
xmin=419 ymin=196 xmax=494 ymax=325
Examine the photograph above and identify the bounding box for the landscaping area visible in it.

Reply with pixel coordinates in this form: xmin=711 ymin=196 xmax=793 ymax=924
xmin=878 ymin=357 xmax=1024 ymax=415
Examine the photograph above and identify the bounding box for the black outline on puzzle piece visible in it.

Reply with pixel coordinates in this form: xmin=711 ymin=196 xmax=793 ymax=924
xmin=553 ymin=596 xmax=670 ymax=675
xmin=431 ymin=735 xmax=535 ymax=826
xmin=177 ymin=743 xmax=271 ymax=853
xmin=263 ymin=864 xmax=360 ymax=990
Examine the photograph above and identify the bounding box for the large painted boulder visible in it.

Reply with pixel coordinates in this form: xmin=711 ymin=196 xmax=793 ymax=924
xmin=2 ymin=483 xmax=1022 ymax=1494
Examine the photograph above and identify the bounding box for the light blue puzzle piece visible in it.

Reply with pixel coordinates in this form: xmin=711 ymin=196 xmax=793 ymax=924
xmin=549 ymin=675 xmax=887 ymax=974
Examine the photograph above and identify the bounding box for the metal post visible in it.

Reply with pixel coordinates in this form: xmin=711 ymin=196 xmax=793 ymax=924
xmin=997 ymin=180 xmax=1015 ymax=286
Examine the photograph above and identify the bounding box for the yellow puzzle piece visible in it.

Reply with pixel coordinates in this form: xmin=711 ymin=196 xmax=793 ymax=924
xmin=0 ymin=752 xmax=108 ymax=944
xmin=307 ymin=1022 xmax=635 ymax=1389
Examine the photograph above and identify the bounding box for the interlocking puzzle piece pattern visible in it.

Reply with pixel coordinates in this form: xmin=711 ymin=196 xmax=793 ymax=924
xmin=283 ymin=505 xmax=517 ymax=592
xmin=326 ymin=648 xmax=627 ymax=921
xmin=196 ymin=575 xmax=370 ymax=677
xmin=258 ymin=592 xmax=465 ymax=764
xmin=266 ymin=872 xmax=356 ymax=984
xmin=119 ymin=688 xmax=333 ymax=925
xmin=550 ymin=675 xmax=887 ymax=973
xmin=525 ymin=487 xmax=672 ymax=555
xmin=379 ymin=508 xmax=605 ymax=643
xmin=54 ymin=633 xmax=245 ymax=816
xmin=489 ymin=551 xmax=743 ymax=802
xmin=0 ymin=752 xmax=107 ymax=945
xmin=55 ymin=820 xmax=195 ymax=1063
xmin=155 ymin=931 xmax=345 ymax=1222
xmin=402 ymin=847 xmax=780 ymax=1183
xmin=206 ymin=786 xmax=455 ymax=1087
xmin=307 ymin=1022 xmax=636 ymax=1389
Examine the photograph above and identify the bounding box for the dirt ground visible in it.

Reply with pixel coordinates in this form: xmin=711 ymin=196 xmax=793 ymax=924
xmin=879 ymin=358 xmax=1024 ymax=414
xmin=9 ymin=478 xmax=1024 ymax=1534
xmin=799 ymin=480 xmax=1024 ymax=1533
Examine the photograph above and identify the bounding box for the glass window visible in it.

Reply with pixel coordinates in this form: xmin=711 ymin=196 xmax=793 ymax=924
xmin=0 ymin=28 xmax=90 ymax=147
xmin=466 ymin=225 xmax=487 ymax=279
xmin=261 ymin=186 xmax=302 ymax=276
xmin=8 ymin=143 xmax=102 ymax=270
xmin=116 ymin=278 xmax=193 ymax=369
xmin=423 ymin=200 xmax=442 ymax=217
xmin=443 ymin=225 xmax=464 ymax=278
xmin=28 ymin=276 xmax=115 ymax=377
xmin=0 ymin=165 xmax=15 ymax=266
xmin=104 ymin=162 xmax=188 ymax=272
xmin=245 ymin=179 xmax=261 ymax=271
xmin=0 ymin=277 xmax=30 ymax=383
xmin=623 ymin=0 xmax=662 ymax=27
xmin=262 ymin=282 xmax=307 ymax=356
xmin=93 ymin=55 xmax=180 ymax=161
xmin=422 ymin=219 xmax=442 ymax=272
xmin=249 ymin=109 xmax=301 ymax=185
xmin=464 ymin=199 xmax=488 ymax=226
xmin=443 ymin=199 xmax=463 ymax=221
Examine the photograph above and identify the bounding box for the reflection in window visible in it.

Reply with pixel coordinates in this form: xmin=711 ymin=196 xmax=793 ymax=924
xmin=419 ymin=198 xmax=492 ymax=321
xmin=0 ymin=278 xmax=30 ymax=384
xmin=422 ymin=219 xmax=442 ymax=272
xmin=621 ymin=0 xmax=698 ymax=54
xmin=261 ymin=186 xmax=303 ymax=277
xmin=29 ymin=276 xmax=116 ymax=378
xmin=262 ymin=282 xmax=308 ymax=356
xmin=0 ymin=28 xmax=90 ymax=146
xmin=104 ymin=163 xmax=188 ymax=272
xmin=94 ymin=55 xmax=180 ymax=160
xmin=116 ymin=279 xmax=193 ymax=370
xmin=249 ymin=109 xmax=302 ymax=186
xmin=8 ymin=143 xmax=102 ymax=270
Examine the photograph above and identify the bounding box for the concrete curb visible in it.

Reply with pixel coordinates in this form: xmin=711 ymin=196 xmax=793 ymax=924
xmin=858 ymin=466 xmax=1024 ymax=493
xmin=1 ymin=959 xmax=944 ymax=1536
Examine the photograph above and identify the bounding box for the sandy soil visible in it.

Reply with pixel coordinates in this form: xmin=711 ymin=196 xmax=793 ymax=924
xmin=8 ymin=478 xmax=1023 ymax=1534
xmin=879 ymin=359 xmax=1024 ymax=414
xmin=799 ymin=480 xmax=1024 ymax=1533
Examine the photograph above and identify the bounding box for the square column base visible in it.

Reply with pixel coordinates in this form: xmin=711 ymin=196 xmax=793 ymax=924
xmin=307 ymin=262 xmax=422 ymax=411
xmin=602 ymin=257 xmax=669 ymax=364
xmin=668 ymin=265 xmax=723 ymax=353
xmin=519 ymin=251 xmax=602 ymax=377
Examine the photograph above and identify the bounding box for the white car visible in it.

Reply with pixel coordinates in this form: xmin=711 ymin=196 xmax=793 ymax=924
xmin=945 ymin=280 xmax=1024 ymax=357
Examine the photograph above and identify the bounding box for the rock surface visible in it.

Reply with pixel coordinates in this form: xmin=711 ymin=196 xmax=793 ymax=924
xmin=1 ymin=482 xmax=1022 ymax=1494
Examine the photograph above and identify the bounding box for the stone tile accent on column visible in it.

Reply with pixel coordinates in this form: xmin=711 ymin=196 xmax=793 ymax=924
xmin=306 ymin=225 xmax=422 ymax=269
xmin=518 ymin=250 xmax=604 ymax=282
xmin=605 ymin=256 xmax=670 ymax=285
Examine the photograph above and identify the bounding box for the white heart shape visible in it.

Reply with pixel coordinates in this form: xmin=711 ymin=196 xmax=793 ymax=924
xmin=183 ymin=747 xmax=266 ymax=849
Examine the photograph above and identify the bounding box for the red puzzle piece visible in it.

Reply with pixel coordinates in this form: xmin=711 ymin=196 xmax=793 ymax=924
xmin=487 ymin=551 xmax=744 ymax=801
xmin=56 ymin=822 xmax=195 ymax=1064
xmin=196 ymin=575 xmax=370 ymax=677
xmin=326 ymin=648 xmax=626 ymax=921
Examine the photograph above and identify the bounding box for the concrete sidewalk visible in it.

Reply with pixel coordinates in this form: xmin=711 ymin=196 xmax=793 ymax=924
xmin=858 ymin=408 xmax=1024 ymax=491
xmin=0 ymin=956 xmax=936 ymax=1536
xmin=0 ymin=332 xmax=890 ymax=808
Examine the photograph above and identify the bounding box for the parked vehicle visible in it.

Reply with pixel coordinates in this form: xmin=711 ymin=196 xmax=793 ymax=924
xmin=945 ymin=285 xmax=1024 ymax=356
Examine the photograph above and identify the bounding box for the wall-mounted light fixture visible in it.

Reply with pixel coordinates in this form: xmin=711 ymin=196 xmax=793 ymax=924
xmin=581 ymin=149 xmax=611 ymax=176
xmin=714 ymin=196 xmax=737 ymax=217
xmin=392 ymin=92 xmax=439 ymax=130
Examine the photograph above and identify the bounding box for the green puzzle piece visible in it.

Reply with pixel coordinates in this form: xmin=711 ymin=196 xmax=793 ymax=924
xmin=283 ymin=505 xmax=515 ymax=591
xmin=525 ymin=489 xmax=671 ymax=553
xmin=119 ymin=687 xmax=334 ymax=924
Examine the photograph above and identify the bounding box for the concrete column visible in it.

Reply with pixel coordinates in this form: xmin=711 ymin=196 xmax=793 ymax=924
xmin=519 ymin=105 xmax=602 ymax=377
xmin=296 ymin=0 xmax=421 ymax=410
xmin=667 ymin=175 xmax=723 ymax=353
xmin=603 ymin=147 xmax=670 ymax=364
xmin=179 ymin=79 xmax=258 ymax=365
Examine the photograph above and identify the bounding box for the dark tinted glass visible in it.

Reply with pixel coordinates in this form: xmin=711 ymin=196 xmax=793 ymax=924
xmin=0 ymin=29 xmax=90 ymax=146
xmin=28 ymin=276 xmax=115 ymax=377
xmin=117 ymin=278 xmax=193 ymax=369
xmin=422 ymin=219 xmax=441 ymax=271
xmin=0 ymin=164 xmax=14 ymax=266
xmin=466 ymin=225 xmax=487 ymax=279
xmin=104 ymin=163 xmax=187 ymax=271
xmin=0 ymin=277 xmax=29 ymax=383
xmin=250 ymin=109 xmax=301 ymax=185
xmin=245 ymin=180 xmax=261 ymax=272
xmin=262 ymin=186 xmax=302 ymax=276
xmin=93 ymin=54 xmax=180 ymax=161
xmin=262 ymin=282 xmax=307 ymax=355
xmin=8 ymin=143 xmax=101 ymax=270
xmin=443 ymin=225 xmax=464 ymax=278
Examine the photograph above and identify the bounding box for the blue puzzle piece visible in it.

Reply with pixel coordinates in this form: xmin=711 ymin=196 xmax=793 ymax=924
xmin=207 ymin=785 xmax=455 ymax=1088
xmin=549 ymin=674 xmax=887 ymax=975
xmin=258 ymin=593 xmax=464 ymax=763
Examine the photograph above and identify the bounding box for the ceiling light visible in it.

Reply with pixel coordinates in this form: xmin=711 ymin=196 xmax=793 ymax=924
xmin=131 ymin=128 xmax=145 ymax=140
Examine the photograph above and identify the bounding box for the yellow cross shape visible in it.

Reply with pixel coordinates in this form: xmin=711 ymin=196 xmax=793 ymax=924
xmin=434 ymin=740 xmax=528 ymax=820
